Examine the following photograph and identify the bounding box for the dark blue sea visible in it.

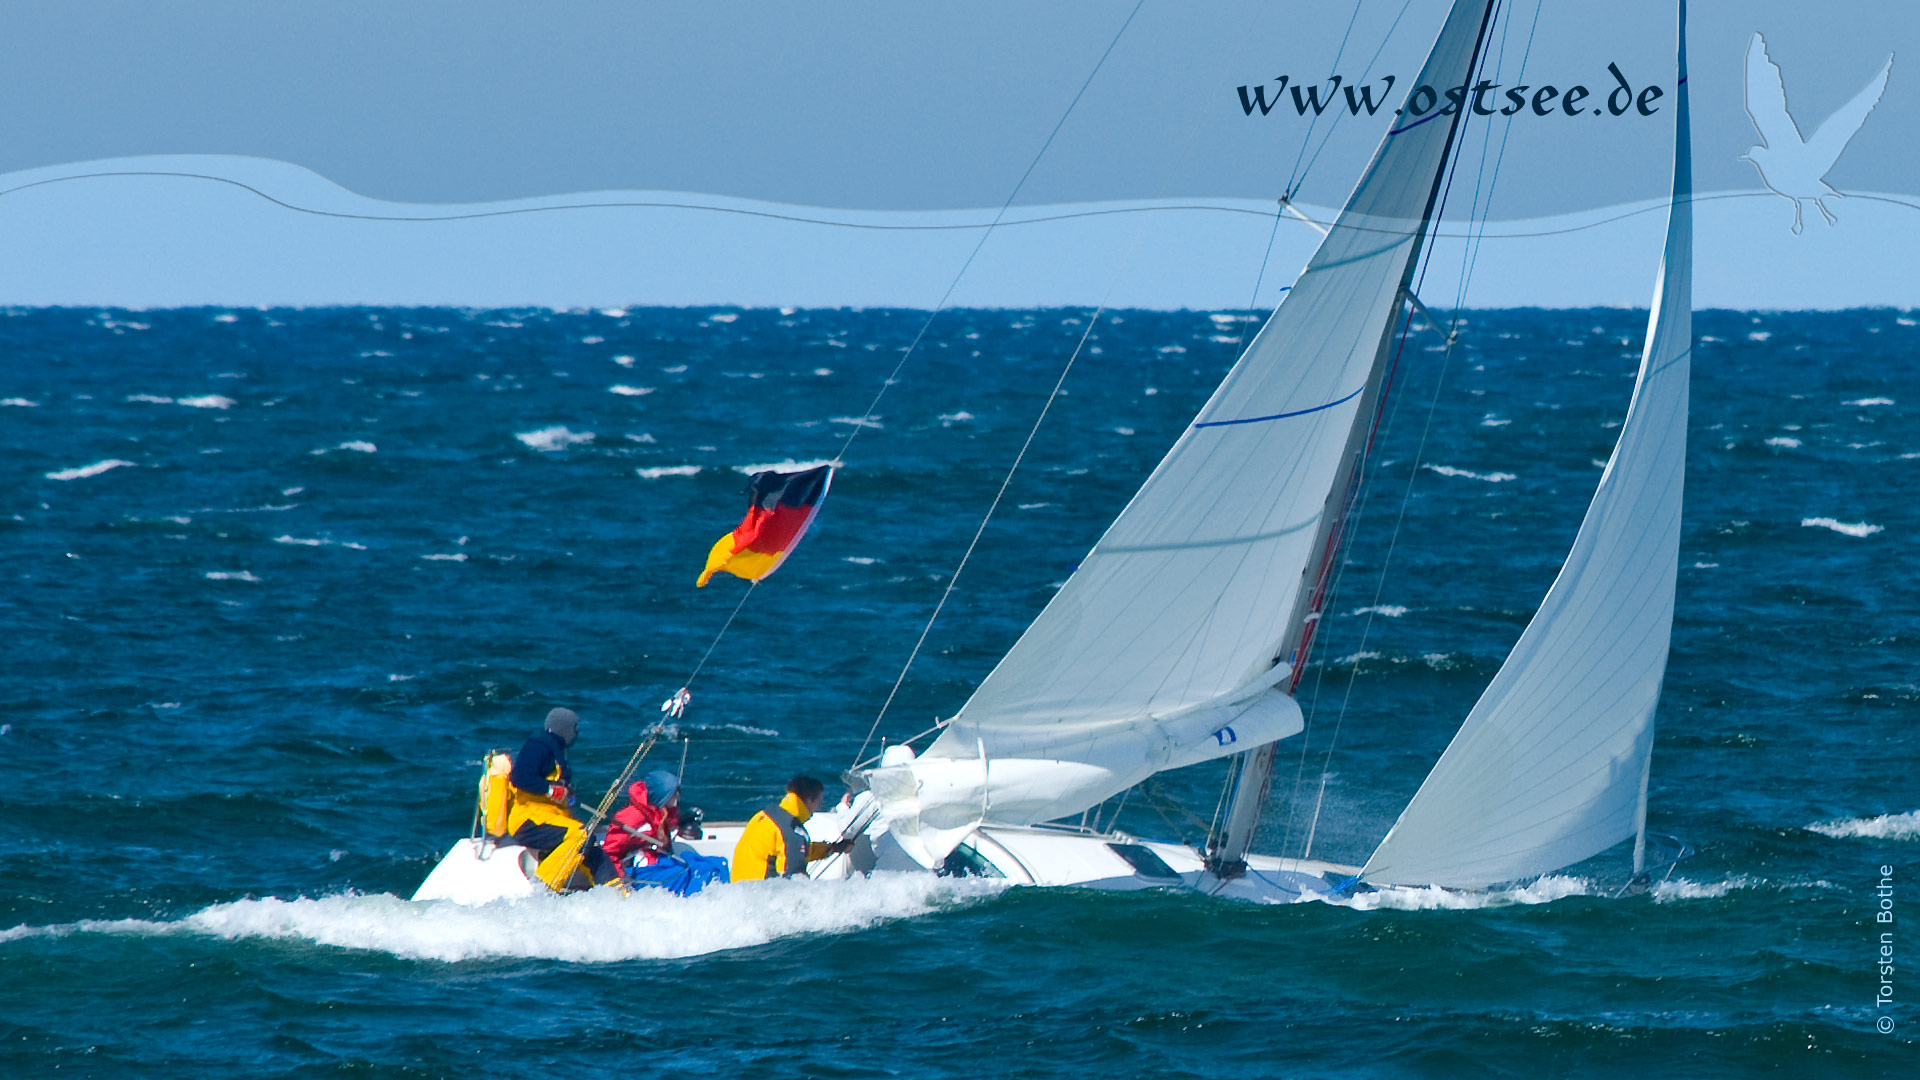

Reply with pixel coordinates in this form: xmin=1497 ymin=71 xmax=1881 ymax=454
xmin=2 ymin=305 xmax=1913 ymax=1078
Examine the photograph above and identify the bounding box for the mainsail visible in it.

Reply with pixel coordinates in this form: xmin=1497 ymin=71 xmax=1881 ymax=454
xmin=1361 ymin=8 xmax=1692 ymax=889
xmin=872 ymin=0 xmax=1499 ymax=844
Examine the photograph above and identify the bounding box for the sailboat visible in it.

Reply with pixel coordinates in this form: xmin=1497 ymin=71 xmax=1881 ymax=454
xmin=849 ymin=0 xmax=1694 ymax=903
xmin=413 ymin=0 xmax=1692 ymax=906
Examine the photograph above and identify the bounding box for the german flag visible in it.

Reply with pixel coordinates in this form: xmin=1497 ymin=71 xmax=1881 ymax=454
xmin=697 ymin=464 xmax=834 ymax=587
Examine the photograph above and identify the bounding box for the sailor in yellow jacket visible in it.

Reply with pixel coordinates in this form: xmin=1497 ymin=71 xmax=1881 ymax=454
xmin=732 ymin=775 xmax=853 ymax=881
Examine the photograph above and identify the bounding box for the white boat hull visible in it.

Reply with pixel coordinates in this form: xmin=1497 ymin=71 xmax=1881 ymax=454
xmin=411 ymin=798 xmax=1355 ymax=907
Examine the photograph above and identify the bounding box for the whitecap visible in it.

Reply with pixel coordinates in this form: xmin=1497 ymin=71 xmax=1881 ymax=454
xmin=1480 ymin=416 xmax=1511 ymax=427
xmin=178 ymin=395 xmax=235 ymax=410
xmin=213 ymin=313 xmax=238 ymax=324
xmin=600 ymin=308 xmax=629 ymax=318
xmin=274 ymin=536 xmax=368 ymax=550
xmin=0 ymin=874 xmax=1002 ymax=963
xmin=635 ymin=465 xmax=701 ymax=479
xmin=1650 ymin=876 xmax=1754 ymax=903
xmin=613 ymin=355 xmax=636 ymax=368
xmin=516 ymin=426 xmax=595 ymax=451
xmin=1765 ymin=436 xmax=1801 ymax=449
xmin=1423 ymin=464 xmax=1516 ymax=483
xmin=1801 ymin=517 xmax=1882 ymax=538
xmin=1352 ymin=605 xmax=1408 ymax=617
xmin=1747 ymin=331 xmax=1771 ymax=342
xmin=830 ymin=416 xmax=882 ymax=429
xmin=707 ymin=313 xmax=739 ymax=323
xmin=663 ymin=364 xmax=689 ymax=374
xmin=338 ymin=441 xmax=376 ymax=453
xmin=733 ymin=457 xmax=839 ymax=476
xmin=609 ymin=385 xmax=654 ymax=397
xmin=844 ymin=556 xmax=877 ymax=565
xmin=126 ymin=394 xmax=174 ymax=404
xmin=1808 ymin=810 xmax=1920 ymax=840
xmin=46 ymin=459 xmax=135 ymax=481
xmin=1157 ymin=345 xmax=1187 ymax=355
xmin=204 ymin=570 xmax=261 ymax=582
xmin=939 ymin=411 xmax=974 ymax=424
xmin=625 ymin=434 xmax=657 ymax=444
xmin=1332 ymin=874 xmax=1590 ymax=911
xmin=421 ymin=553 xmax=469 ymax=562
xmin=813 ymin=368 xmax=834 ymax=376
xmin=1845 ymin=397 xmax=1894 ymax=406
xmin=1 ymin=398 xmax=38 ymax=407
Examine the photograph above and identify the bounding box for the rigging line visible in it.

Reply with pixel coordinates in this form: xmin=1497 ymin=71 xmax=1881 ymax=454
xmin=1291 ymin=0 xmax=1422 ymax=194
xmin=848 ymin=301 xmax=1108 ymax=769
xmin=1273 ymin=297 xmax=1422 ymax=861
xmin=1301 ymin=0 xmax=1505 ymax=861
xmin=681 ymin=580 xmax=758 ymax=690
xmin=0 ymin=167 xmax=1793 ymax=242
xmin=1282 ymin=0 xmax=1368 ymax=195
xmin=827 ymin=0 xmax=1148 ymax=466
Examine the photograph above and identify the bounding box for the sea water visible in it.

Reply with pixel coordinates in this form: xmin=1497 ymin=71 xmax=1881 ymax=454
xmin=1 ymin=306 xmax=1913 ymax=1076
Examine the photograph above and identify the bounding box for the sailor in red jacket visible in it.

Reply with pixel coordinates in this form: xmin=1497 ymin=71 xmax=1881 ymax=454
xmin=603 ymin=770 xmax=681 ymax=870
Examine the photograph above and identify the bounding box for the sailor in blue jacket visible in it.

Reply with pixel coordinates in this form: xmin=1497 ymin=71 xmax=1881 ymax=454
xmin=505 ymin=707 xmax=615 ymax=889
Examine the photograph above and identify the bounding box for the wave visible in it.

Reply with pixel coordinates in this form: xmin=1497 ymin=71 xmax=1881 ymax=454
xmin=2 ymin=397 xmax=39 ymax=407
xmin=516 ymin=426 xmax=594 ymax=451
xmin=178 ymin=394 xmax=235 ymax=409
xmin=46 ymin=459 xmax=135 ymax=481
xmin=1801 ymin=517 xmax=1882 ymax=538
xmin=1350 ymin=605 xmax=1408 ymax=617
xmin=1844 ymin=397 xmax=1894 ymax=406
xmin=0 ymin=874 xmax=1003 ymax=964
xmin=635 ymin=465 xmax=701 ymax=479
xmin=609 ymin=385 xmax=654 ymax=397
xmin=1764 ymin=436 xmax=1801 ymax=449
xmin=1808 ymin=810 xmax=1920 ymax=840
xmin=1423 ymin=464 xmax=1517 ymax=482
xmin=311 ymin=440 xmax=378 ymax=455
xmin=1650 ymin=876 xmax=1755 ymax=903
xmin=732 ymin=457 xmax=839 ymax=476
xmin=274 ymin=535 xmax=368 ymax=550
xmin=205 ymin=570 xmax=261 ymax=582
xmin=1332 ymin=874 xmax=1592 ymax=911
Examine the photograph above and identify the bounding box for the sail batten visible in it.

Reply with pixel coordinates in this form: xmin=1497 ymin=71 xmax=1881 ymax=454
xmin=1361 ymin=4 xmax=1693 ymax=889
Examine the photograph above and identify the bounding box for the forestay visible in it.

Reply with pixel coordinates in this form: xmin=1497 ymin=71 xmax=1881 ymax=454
xmin=877 ymin=0 xmax=1498 ymax=837
xmin=1361 ymin=13 xmax=1692 ymax=889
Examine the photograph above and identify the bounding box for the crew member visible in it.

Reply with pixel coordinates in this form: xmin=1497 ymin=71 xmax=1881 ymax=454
xmin=731 ymin=775 xmax=853 ymax=882
xmin=506 ymin=706 xmax=615 ymax=890
xmin=603 ymin=769 xmax=681 ymax=869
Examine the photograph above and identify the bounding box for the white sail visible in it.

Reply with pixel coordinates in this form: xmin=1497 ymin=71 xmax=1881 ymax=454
xmin=878 ymin=0 xmax=1498 ymax=835
xmin=1360 ymin=14 xmax=1692 ymax=889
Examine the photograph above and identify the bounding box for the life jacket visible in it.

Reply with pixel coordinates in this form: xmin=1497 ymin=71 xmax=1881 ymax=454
xmin=605 ymin=780 xmax=678 ymax=864
xmin=478 ymin=750 xmax=515 ymax=837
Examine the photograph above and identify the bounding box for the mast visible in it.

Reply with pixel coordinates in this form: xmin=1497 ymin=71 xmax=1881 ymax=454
xmin=1205 ymin=0 xmax=1500 ymax=877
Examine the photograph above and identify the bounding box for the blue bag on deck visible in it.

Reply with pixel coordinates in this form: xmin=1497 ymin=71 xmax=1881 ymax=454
xmin=624 ymin=851 xmax=730 ymax=896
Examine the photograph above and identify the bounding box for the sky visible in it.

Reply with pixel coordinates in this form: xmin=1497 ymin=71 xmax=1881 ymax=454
xmin=0 ymin=0 xmax=1911 ymax=308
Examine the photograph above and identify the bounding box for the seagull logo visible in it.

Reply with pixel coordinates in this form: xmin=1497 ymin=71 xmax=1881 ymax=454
xmin=1742 ymin=32 xmax=1893 ymax=234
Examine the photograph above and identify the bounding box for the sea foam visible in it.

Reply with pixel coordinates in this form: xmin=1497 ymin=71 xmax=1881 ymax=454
xmin=0 ymin=874 xmax=1002 ymax=964
xmin=1801 ymin=517 xmax=1882 ymax=538
xmin=1808 ymin=810 xmax=1920 ymax=840
xmin=517 ymin=426 xmax=595 ymax=451
xmin=1331 ymin=874 xmax=1591 ymax=911
xmin=733 ymin=458 xmax=839 ymax=476
xmin=46 ymin=459 xmax=135 ymax=481
xmin=1423 ymin=464 xmax=1517 ymax=483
